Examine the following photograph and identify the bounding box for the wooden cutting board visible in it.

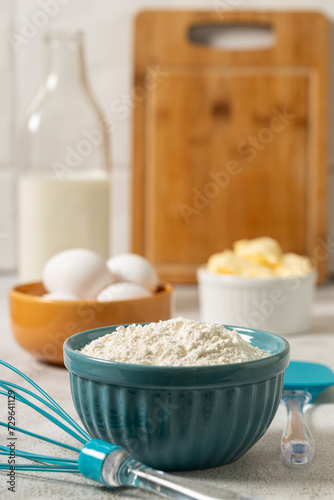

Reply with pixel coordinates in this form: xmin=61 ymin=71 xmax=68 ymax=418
xmin=132 ymin=10 xmax=329 ymax=283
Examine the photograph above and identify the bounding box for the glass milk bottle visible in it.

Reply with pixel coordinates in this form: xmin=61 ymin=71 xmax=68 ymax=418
xmin=18 ymin=31 xmax=110 ymax=282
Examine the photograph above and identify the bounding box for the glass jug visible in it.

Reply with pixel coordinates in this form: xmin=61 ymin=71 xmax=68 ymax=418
xmin=18 ymin=31 xmax=110 ymax=282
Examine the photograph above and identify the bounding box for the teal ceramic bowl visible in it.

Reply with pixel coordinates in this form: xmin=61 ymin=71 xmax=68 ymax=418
xmin=63 ymin=324 xmax=289 ymax=471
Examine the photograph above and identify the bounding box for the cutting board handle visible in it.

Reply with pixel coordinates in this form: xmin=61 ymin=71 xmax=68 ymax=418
xmin=188 ymin=22 xmax=275 ymax=52
xmin=184 ymin=12 xmax=279 ymax=53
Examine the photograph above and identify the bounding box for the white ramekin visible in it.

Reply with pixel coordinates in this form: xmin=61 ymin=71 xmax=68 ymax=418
xmin=197 ymin=267 xmax=317 ymax=335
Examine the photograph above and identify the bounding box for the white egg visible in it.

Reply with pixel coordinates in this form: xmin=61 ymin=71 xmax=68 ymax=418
xmin=107 ymin=253 xmax=159 ymax=292
xmin=97 ymin=282 xmax=151 ymax=302
xmin=43 ymin=248 xmax=113 ymax=299
xmin=42 ymin=292 xmax=79 ymax=301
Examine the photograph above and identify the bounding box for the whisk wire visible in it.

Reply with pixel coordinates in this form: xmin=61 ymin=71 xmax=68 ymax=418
xmin=0 ymin=422 xmax=81 ymax=453
xmin=0 ymin=446 xmax=78 ymax=466
xmin=0 ymin=379 xmax=81 ymax=430
xmin=0 ymin=360 xmax=90 ymax=442
xmin=0 ymin=360 xmax=90 ymax=475
xmin=0 ymin=463 xmax=80 ymax=473
xmin=0 ymin=360 xmax=90 ymax=441
xmin=0 ymin=386 xmax=87 ymax=445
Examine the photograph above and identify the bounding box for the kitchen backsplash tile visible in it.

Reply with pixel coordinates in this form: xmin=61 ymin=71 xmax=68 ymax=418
xmin=0 ymin=20 xmax=12 ymax=69
xmin=0 ymin=1 xmax=14 ymax=168
xmin=90 ymin=66 xmax=132 ymax=166
xmin=0 ymin=170 xmax=16 ymax=270
xmin=0 ymin=71 xmax=14 ymax=165
xmin=0 ymin=117 xmax=14 ymax=166
xmin=15 ymin=0 xmax=132 ymax=71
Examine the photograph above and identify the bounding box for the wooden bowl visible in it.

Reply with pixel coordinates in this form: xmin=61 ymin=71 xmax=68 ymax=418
xmin=9 ymin=282 xmax=173 ymax=366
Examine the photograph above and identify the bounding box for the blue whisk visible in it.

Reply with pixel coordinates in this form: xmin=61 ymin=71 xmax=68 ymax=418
xmin=0 ymin=360 xmax=258 ymax=500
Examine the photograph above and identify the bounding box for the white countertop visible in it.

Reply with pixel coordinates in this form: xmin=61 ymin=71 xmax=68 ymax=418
xmin=0 ymin=274 xmax=334 ymax=500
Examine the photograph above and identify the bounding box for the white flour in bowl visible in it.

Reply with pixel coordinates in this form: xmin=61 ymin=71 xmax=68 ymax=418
xmin=80 ymin=317 xmax=269 ymax=366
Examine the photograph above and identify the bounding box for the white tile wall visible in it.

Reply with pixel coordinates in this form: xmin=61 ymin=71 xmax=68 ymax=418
xmin=92 ymin=66 xmax=132 ymax=167
xmin=1 ymin=0 xmax=334 ymax=273
xmin=0 ymin=171 xmax=16 ymax=269
xmin=0 ymin=1 xmax=15 ymax=269
xmin=0 ymin=0 xmax=14 ymax=164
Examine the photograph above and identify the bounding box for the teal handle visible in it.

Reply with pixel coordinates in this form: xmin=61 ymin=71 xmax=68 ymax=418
xmin=78 ymin=439 xmax=122 ymax=484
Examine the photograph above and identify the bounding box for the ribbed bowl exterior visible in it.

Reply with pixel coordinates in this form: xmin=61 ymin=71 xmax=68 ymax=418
xmin=69 ymin=372 xmax=284 ymax=470
xmin=64 ymin=324 xmax=289 ymax=471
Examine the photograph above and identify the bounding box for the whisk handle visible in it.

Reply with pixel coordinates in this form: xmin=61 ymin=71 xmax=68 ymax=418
xmin=79 ymin=440 xmax=259 ymax=499
xmin=79 ymin=439 xmax=123 ymax=485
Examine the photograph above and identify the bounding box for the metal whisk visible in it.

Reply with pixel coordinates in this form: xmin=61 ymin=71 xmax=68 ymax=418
xmin=0 ymin=360 xmax=258 ymax=500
